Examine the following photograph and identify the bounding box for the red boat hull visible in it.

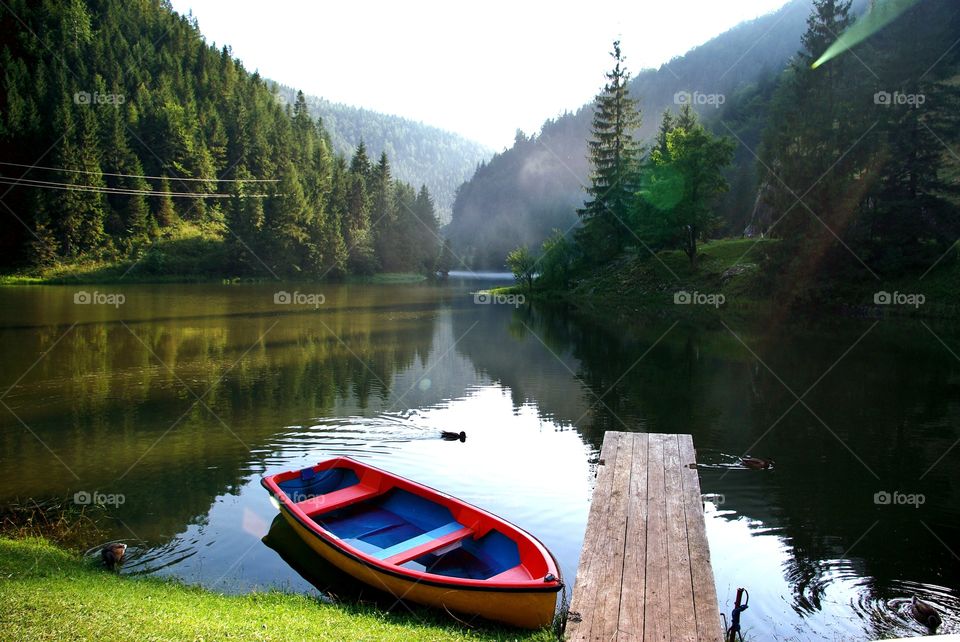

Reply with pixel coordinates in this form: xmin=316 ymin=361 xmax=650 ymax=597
xmin=261 ymin=456 xmax=562 ymax=628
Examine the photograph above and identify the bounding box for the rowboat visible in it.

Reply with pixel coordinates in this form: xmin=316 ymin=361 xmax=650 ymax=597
xmin=261 ymin=456 xmax=563 ymax=628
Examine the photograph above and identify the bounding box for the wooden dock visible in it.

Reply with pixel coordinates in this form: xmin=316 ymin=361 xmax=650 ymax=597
xmin=566 ymin=432 xmax=723 ymax=641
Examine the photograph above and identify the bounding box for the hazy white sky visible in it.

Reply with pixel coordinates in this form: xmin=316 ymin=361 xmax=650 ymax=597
xmin=169 ymin=0 xmax=789 ymax=149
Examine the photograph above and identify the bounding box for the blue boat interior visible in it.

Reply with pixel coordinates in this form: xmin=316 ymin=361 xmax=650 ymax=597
xmin=277 ymin=466 xmax=359 ymax=502
xmin=305 ymin=481 xmax=521 ymax=580
xmin=401 ymin=528 xmax=521 ymax=580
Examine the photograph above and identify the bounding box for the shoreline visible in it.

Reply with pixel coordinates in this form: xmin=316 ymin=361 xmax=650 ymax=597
xmin=0 ymin=536 xmax=555 ymax=641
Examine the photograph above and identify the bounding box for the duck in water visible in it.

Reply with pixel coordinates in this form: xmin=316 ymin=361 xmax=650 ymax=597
xmin=441 ymin=431 xmax=466 ymax=442
xmin=101 ymin=542 xmax=127 ymax=571
xmin=740 ymin=456 xmax=774 ymax=470
xmin=910 ymin=596 xmax=942 ymax=633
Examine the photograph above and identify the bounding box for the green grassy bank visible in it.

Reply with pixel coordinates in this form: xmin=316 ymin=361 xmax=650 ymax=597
xmin=0 ymin=223 xmax=430 ymax=286
xmin=497 ymin=238 xmax=960 ymax=320
xmin=0 ymin=537 xmax=554 ymax=641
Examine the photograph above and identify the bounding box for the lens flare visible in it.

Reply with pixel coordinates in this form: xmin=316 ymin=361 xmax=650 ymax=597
xmin=812 ymin=0 xmax=920 ymax=69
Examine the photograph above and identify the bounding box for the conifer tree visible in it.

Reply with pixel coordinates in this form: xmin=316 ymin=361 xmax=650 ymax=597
xmin=577 ymin=40 xmax=643 ymax=263
xmin=154 ymin=176 xmax=177 ymax=227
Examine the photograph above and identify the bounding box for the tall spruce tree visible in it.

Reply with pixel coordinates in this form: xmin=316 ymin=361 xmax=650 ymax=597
xmin=759 ymin=0 xmax=861 ymax=258
xmin=576 ymin=40 xmax=643 ymax=263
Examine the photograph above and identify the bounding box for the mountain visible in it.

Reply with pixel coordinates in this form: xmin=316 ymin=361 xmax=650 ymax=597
xmin=445 ymin=0 xmax=863 ymax=268
xmin=273 ymin=85 xmax=492 ymax=222
xmin=0 ymin=0 xmax=444 ymax=277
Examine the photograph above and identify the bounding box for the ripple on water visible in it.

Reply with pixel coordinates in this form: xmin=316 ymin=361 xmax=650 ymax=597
xmin=854 ymin=579 xmax=958 ymax=638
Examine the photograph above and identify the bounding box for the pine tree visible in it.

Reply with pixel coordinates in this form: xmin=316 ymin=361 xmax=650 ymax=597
xmin=345 ymin=143 xmax=375 ymax=273
xmin=102 ymin=99 xmax=149 ymax=241
xmin=435 ymin=238 xmax=455 ymax=276
xmin=226 ymin=164 xmax=265 ymax=273
xmin=370 ymin=152 xmax=398 ymax=269
xmin=264 ymin=161 xmax=309 ymax=271
xmin=412 ymin=185 xmax=440 ymax=272
xmin=850 ymin=0 xmax=960 ymax=271
xmin=655 ymin=110 xmax=674 ymax=156
xmin=50 ymin=97 xmax=107 ymax=258
xmin=759 ymin=0 xmax=860 ymax=255
xmin=577 ymin=40 xmax=643 ymax=262
xmin=154 ymin=176 xmax=177 ymax=227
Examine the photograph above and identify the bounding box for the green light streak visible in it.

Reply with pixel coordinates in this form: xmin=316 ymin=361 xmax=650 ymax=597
xmin=812 ymin=0 xmax=920 ymax=69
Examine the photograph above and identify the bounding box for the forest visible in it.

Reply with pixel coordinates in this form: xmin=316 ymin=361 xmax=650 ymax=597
xmin=510 ymin=0 xmax=960 ymax=298
xmin=444 ymin=0 xmax=820 ymax=268
xmin=273 ymin=84 xmax=492 ymax=222
xmin=0 ymin=0 xmax=445 ymax=278
xmin=450 ymin=0 xmax=960 ymax=286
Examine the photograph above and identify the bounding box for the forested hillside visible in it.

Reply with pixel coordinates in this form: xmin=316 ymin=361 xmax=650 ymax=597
xmin=514 ymin=0 xmax=960 ymax=307
xmin=0 ymin=0 xmax=442 ymax=277
xmin=445 ymin=0 xmax=847 ymax=268
xmin=273 ymin=85 xmax=491 ymax=222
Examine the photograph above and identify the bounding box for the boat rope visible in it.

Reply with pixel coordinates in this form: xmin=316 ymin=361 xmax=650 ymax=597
xmin=725 ymin=587 xmax=749 ymax=642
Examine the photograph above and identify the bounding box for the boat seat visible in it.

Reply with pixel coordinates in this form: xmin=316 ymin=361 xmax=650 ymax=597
xmin=372 ymin=521 xmax=474 ymax=565
xmin=295 ymin=483 xmax=380 ymax=517
xmin=486 ymin=564 xmax=533 ymax=582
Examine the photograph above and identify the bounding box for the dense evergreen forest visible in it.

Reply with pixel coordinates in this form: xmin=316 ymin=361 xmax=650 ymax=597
xmin=273 ymin=85 xmax=491 ymax=222
xmin=445 ymin=0 xmax=822 ymax=268
xmin=0 ymin=0 xmax=443 ymax=278
xmin=512 ymin=0 xmax=960 ymax=295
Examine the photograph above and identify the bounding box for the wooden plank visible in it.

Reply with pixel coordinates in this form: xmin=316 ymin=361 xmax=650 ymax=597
xmin=642 ymin=434 xmax=669 ymax=642
xmin=678 ymin=434 xmax=724 ymax=642
xmin=566 ymin=431 xmax=621 ymax=640
xmin=568 ymin=432 xmax=720 ymax=642
xmin=591 ymin=432 xmax=635 ymax=641
xmin=617 ymin=432 xmax=649 ymax=638
xmin=664 ymin=434 xmax=697 ymax=641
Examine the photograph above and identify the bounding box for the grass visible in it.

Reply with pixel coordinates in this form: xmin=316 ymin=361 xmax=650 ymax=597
xmin=513 ymin=238 xmax=775 ymax=321
xmin=0 ymin=223 xmax=437 ymax=286
xmin=0 ymin=536 xmax=556 ymax=641
xmin=347 ymin=272 xmax=429 ymax=284
xmin=0 ymin=221 xmax=229 ymax=285
xmin=0 ymin=498 xmax=106 ymax=550
xmin=513 ymin=237 xmax=960 ymax=320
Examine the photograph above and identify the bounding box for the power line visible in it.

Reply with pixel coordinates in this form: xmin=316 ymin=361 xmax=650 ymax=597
xmin=0 ymin=176 xmax=269 ymax=198
xmin=0 ymin=160 xmax=278 ymax=182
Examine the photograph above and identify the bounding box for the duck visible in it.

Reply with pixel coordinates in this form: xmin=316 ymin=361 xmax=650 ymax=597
xmin=441 ymin=431 xmax=466 ymax=442
xmin=910 ymin=596 xmax=942 ymax=632
xmin=740 ymin=456 xmax=774 ymax=470
xmin=101 ymin=542 xmax=127 ymax=570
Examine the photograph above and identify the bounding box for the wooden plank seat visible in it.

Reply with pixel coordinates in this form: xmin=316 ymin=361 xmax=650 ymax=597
xmin=295 ymin=483 xmax=381 ymax=516
xmin=373 ymin=521 xmax=474 ymax=565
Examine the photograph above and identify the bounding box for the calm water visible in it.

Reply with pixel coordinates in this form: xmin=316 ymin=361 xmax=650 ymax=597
xmin=1 ymin=280 xmax=958 ymax=640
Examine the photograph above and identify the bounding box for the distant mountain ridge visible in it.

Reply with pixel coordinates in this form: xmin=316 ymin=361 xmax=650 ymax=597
xmin=446 ymin=0 xmax=867 ymax=268
xmin=273 ymin=85 xmax=492 ymax=222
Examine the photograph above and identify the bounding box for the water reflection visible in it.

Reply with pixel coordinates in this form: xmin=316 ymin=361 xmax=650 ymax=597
xmin=512 ymin=305 xmax=960 ymax=639
xmin=0 ymin=283 xmax=958 ymax=639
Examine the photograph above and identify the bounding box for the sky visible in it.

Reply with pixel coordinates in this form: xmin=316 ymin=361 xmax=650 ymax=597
xmin=169 ymin=0 xmax=790 ymax=150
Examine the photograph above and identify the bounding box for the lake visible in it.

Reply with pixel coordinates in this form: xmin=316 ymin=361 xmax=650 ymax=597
xmin=0 ymin=279 xmax=958 ymax=640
